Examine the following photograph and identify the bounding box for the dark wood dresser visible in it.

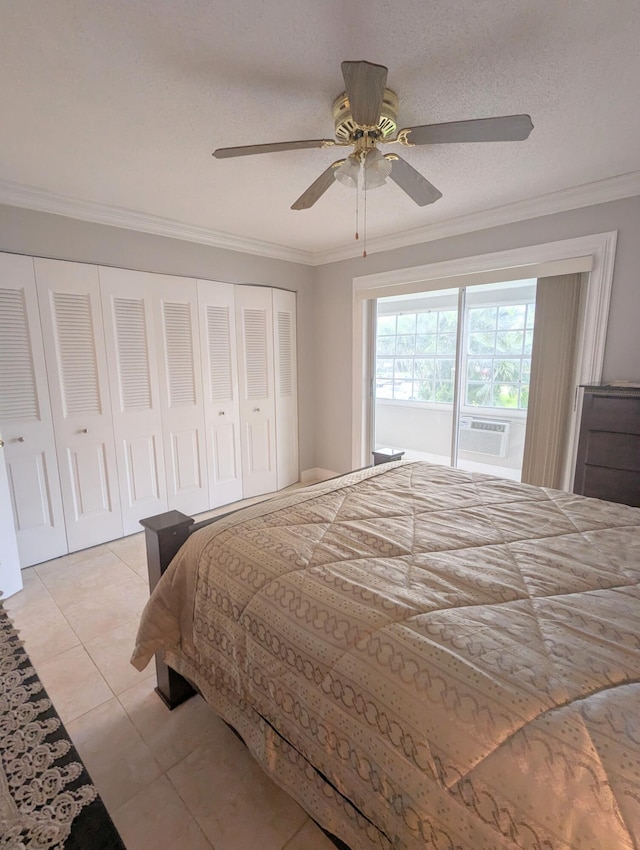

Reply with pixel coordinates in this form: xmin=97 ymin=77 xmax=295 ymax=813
xmin=573 ymin=386 xmax=640 ymax=507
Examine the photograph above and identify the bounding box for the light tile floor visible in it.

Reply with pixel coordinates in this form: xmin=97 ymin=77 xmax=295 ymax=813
xmin=5 ymin=489 xmax=335 ymax=850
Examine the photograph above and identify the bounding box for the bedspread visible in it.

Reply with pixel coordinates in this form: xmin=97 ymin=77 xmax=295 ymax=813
xmin=132 ymin=461 xmax=640 ymax=850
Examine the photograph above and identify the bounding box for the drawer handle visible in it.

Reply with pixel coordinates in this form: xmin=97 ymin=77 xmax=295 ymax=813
xmin=218 ymin=411 xmax=226 ymax=416
xmin=253 ymin=407 xmax=260 ymax=413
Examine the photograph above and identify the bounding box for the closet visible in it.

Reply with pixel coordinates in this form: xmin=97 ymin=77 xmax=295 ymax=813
xmin=0 ymin=252 xmax=299 ymax=567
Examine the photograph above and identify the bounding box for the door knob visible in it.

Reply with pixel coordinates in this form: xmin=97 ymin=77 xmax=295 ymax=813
xmin=0 ymin=439 xmax=4 ymax=448
xmin=17 ymin=436 xmax=25 ymax=442
xmin=81 ymin=428 xmax=89 ymax=434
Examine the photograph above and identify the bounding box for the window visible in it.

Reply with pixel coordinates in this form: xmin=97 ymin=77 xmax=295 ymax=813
xmin=375 ymin=300 xmax=535 ymax=410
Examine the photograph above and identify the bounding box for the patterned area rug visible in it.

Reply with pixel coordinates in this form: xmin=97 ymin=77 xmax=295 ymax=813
xmin=0 ymin=599 xmax=126 ymax=850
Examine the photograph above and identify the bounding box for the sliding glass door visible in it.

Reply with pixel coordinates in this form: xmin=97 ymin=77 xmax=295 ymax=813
xmin=373 ymin=278 xmax=537 ymax=480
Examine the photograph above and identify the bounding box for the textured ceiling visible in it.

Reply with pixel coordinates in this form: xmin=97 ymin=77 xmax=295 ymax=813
xmin=1 ymin=0 xmax=639 ymax=258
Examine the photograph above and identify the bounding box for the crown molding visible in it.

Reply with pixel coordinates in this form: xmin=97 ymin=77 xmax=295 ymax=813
xmin=311 ymin=170 xmax=640 ymax=265
xmin=0 ymin=179 xmax=312 ymax=266
xmin=1 ymin=171 xmax=639 ymax=269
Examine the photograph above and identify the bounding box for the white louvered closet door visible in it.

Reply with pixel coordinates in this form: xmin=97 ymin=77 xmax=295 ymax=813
xmin=99 ymin=268 xmax=168 ymax=533
xmin=154 ymin=277 xmax=208 ymax=516
xmin=0 ymin=253 xmax=67 ymax=566
xmin=235 ymin=285 xmax=277 ymax=498
xmin=34 ymin=258 xmax=123 ymax=551
xmin=197 ymin=280 xmax=243 ymax=508
xmin=273 ymin=288 xmax=299 ymax=489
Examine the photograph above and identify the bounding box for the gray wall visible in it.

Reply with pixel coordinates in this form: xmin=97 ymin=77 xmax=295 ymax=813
xmin=314 ymin=195 xmax=640 ymax=473
xmin=4 ymin=196 xmax=640 ymax=478
xmin=0 ymin=203 xmax=317 ymax=472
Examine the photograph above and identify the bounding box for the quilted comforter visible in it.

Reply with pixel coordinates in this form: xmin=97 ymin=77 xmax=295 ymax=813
xmin=132 ymin=461 xmax=640 ymax=850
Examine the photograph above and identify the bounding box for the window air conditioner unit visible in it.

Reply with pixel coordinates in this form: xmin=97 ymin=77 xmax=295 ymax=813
xmin=458 ymin=416 xmax=510 ymax=458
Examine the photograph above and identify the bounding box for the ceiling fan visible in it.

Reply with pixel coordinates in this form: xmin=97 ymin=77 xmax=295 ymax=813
xmin=212 ymin=60 xmax=533 ymax=211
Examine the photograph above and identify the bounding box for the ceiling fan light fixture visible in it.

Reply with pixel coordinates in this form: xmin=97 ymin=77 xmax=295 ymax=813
xmin=363 ymin=148 xmax=392 ymax=189
xmin=335 ymin=154 xmax=360 ymax=188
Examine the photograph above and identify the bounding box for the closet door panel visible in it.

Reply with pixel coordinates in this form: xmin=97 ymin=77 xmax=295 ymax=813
xmin=197 ymin=280 xmax=243 ymax=507
xmin=99 ymin=268 xmax=168 ymax=533
xmin=0 ymin=253 xmax=67 ymax=565
xmin=125 ymin=434 xmax=161 ymax=502
xmin=154 ymin=277 xmax=208 ymax=516
xmin=66 ymin=442 xmax=113 ymax=516
xmin=235 ymin=286 xmax=277 ymax=497
xmin=273 ymin=289 xmax=299 ymax=489
xmin=34 ymin=258 xmax=123 ymax=551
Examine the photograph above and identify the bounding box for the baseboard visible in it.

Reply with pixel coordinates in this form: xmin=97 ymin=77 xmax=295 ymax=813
xmin=301 ymin=467 xmax=338 ymax=484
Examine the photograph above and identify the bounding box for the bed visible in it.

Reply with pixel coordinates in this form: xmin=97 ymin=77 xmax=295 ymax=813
xmin=131 ymin=460 xmax=640 ymax=850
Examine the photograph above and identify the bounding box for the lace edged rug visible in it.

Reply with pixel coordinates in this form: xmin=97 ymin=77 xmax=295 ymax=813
xmin=0 ymin=599 xmax=126 ymax=850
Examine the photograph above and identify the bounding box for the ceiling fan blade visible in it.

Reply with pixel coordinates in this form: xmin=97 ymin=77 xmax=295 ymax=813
xmin=403 ymin=114 xmax=533 ymax=145
xmin=213 ymin=139 xmax=335 ymax=159
xmin=291 ymin=160 xmax=343 ymax=210
xmin=341 ymin=60 xmax=388 ymax=127
xmin=387 ymin=155 xmax=442 ymax=206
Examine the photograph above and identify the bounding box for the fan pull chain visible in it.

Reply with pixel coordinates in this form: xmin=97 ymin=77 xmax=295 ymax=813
xmin=363 ymin=179 xmax=367 ymax=258
xmin=355 ymin=177 xmax=359 ymax=241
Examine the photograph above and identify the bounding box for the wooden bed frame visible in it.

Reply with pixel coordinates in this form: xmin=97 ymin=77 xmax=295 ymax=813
xmin=140 ymin=508 xmax=219 ymax=709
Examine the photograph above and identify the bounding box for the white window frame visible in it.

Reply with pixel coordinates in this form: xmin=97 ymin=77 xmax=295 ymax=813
xmin=352 ymin=231 xmax=617 ymax=491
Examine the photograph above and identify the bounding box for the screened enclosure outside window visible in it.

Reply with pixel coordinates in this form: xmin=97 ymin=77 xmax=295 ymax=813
xmin=376 ymin=301 xmax=535 ymax=410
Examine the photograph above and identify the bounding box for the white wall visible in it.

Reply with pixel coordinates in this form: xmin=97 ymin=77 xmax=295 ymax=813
xmin=314 ymin=196 xmax=640 ymax=473
xmin=0 ymin=204 xmax=317 ymax=472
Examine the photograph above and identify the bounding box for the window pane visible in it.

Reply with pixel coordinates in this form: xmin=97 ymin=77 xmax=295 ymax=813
xmin=520 ymin=384 xmax=529 ymax=409
xmin=393 ymin=380 xmax=413 ymax=400
xmin=397 ymin=313 xmax=417 ymax=334
xmin=492 ymin=383 xmax=519 ymax=408
xmin=496 ymin=330 xmax=524 ymax=353
xmin=376 ymin=335 xmax=395 ymax=355
xmin=438 ymin=310 xmax=457 ymax=333
xmin=414 ymin=381 xmax=434 ymax=401
xmin=521 ymin=359 xmax=531 ymax=382
xmin=417 ymin=312 xmax=437 ymax=333
xmin=434 ymin=381 xmax=454 ymax=403
xmin=467 ymin=359 xmax=492 ymax=381
xmin=468 ymin=331 xmax=495 ymax=355
xmin=377 ymin=315 xmax=396 ymax=335
xmin=394 ymin=359 xmax=413 ymax=379
xmin=466 ymin=382 xmax=492 ymax=406
xmin=436 ymin=359 xmax=455 ymax=381
xmin=437 ymin=333 xmax=457 ymax=354
xmin=396 ymin=335 xmax=416 ymax=355
xmin=526 ymin=303 xmax=536 ymax=328
xmin=498 ymin=304 xmax=526 ymax=330
xmin=469 ymin=306 xmax=497 ymax=331
xmin=493 ymin=359 xmax=521 ymax=382
xmin=376 ymin=380 xmax=393 ymax=399
xmin=376 ymin=358 xmax=393 ymax=380
xmin=415 ymin=334 xmax=436 ymax=354
xmin=414 ymin=358 xmax=435 ymax=380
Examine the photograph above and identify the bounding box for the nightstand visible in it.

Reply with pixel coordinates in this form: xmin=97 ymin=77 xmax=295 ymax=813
xmin=372 ymin=448 xmax=405 ymax=465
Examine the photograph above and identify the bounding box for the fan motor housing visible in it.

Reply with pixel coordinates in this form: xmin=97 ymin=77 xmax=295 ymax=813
xmin=333 ymin=88 xmax=398 ymax=141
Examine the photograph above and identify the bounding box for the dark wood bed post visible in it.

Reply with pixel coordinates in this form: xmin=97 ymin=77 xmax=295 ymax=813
xmin=139 ymin=510 xmax=198 ymax=710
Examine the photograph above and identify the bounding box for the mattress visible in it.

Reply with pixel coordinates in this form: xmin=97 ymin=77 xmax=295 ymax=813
xmin=132 ymin=461 xmax=640 ymax=850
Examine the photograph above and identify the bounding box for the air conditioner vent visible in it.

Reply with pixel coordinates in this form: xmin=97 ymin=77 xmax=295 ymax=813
xmin=458 ymin=416 xmax=510 ymax=457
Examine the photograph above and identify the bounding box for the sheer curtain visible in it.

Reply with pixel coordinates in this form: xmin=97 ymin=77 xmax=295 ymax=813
xmin=521 ymin=274 xmax=583 ymax=488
